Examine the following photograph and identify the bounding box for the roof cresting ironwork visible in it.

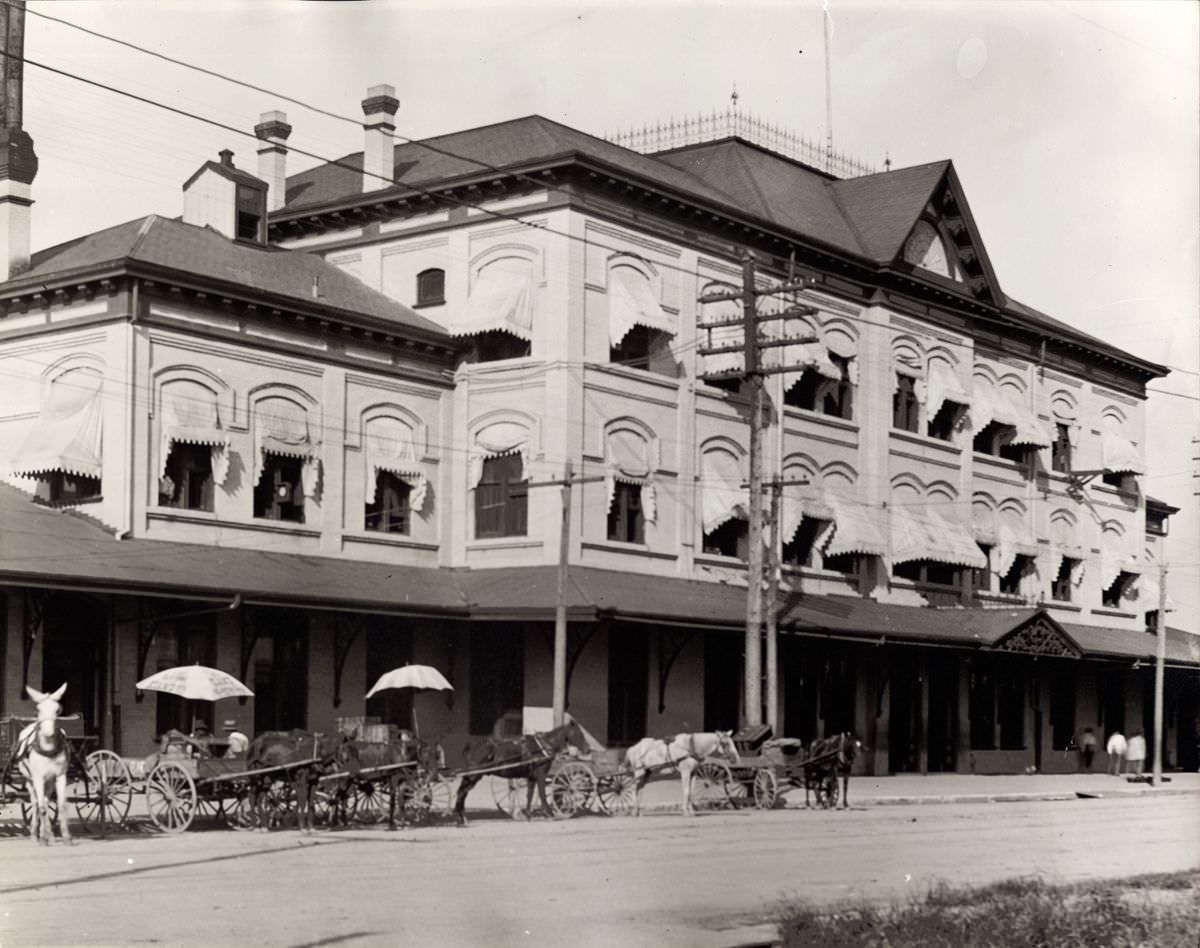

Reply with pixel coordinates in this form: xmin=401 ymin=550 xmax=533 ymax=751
xmin=605 ymin=108 xmax=878 ymax=179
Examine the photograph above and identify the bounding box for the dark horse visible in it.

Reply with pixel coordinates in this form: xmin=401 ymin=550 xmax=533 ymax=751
xmin=246 ymin=729 xmax=359 ymax=833
xmin=453 ymin=720 xmax=590 ymax=826
xmin=331 ymin=732 xmax=432 ymax=831
xmin=803 ymin=732 xmax=861 ymax=810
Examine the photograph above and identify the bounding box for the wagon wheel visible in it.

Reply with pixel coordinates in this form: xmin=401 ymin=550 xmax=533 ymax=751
xmin=752 ymin=769 xmax=779 ymax=810
xmin=350 ymin=779 xmax=391 ymax=825
xmin=594 ymin=770 xmax=637 ymax=816
xmin=492 ymin=777 xmax=531 ymax=820
xmin=397 ymin=774 xmax=434 ymax=825
xmin=548 ymin=761 xmax=595 ymax=820
xmin=690 ymin=760 xmax=734 ymax=812
xmin=2 ymin=756 xmax=36 ymax=834
xmin=225 ymin=785 xmax=257 ymax=831
xmin=74 ymin=750 xmax=133 ymax=828
xmin=427 ymin=774 xmax=454 ymax=818
xmin=725 ymin=774 xmax=750 ymax=808
xmin=819 ymin=773 xmax=839 ymax=810
xmin=146 ymin=761 xmax=197 ymax=833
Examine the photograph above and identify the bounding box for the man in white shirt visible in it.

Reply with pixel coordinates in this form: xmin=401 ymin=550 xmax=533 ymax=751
xmin=1106 ymin=730 xmax=1127 ymax=775
xmin=1125 ymin=730 xmax=1147 ymax=777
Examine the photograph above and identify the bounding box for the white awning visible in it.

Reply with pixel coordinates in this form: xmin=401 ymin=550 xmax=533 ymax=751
xmin=780 ymin=341 xmax=842 ymax=390
xmin=254 ymin=399 xmax=319 ymax=496
xmin=1098 ymin=531 xmax=1132 ymax=591
xmin=1101 ymin=431 xmax=1144 ymax=475
xmin=469 ymin=421 xmax=530 ymax=487
xmin=1006 ymin=397 xmax=1054 ymax=448
xmin=924 ymin=361 xmax=971 ymax=418
xmin=891 ymin=502 xmax=986 ymax=569
xmin=608 ymin=267 xmax=675 ymax=347
xmin=973 ymin=504 xmax=998 ymax=546
xmin=928 ymin=509 xmax=989 ymax=568
xmin=606 ymin=429 xmax=656 ymax=524
xmin=701 ymin=450 xmax=746 ymax=534
xmin=824 ymin=495 xmax=888 ymax=558
xmin=159 ymin=385 xmax=230 ymax=486
xmin=994 ymin=512 xmax=1040 ymax=578
xmin=1130 ymin=573 xmax=1177 ymax=612
xmin=699 ymin=319 xmax=744 ymax=377
xmin=10 ymin=369 xmax=104 ymax=480
xmin=455 ymin=261 xmax=534 ymax=340
xmin=365 ymin=419 xmax=427 ymax=514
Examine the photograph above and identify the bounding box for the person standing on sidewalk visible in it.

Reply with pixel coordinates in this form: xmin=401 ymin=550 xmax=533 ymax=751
xmin=1126 ymin=730 xmax=1147 ymax=777
xmin=1107 ymin=730 xmax=1127 ymax=775
xmin=1078 ymin=728 xmax=1098 ymax=772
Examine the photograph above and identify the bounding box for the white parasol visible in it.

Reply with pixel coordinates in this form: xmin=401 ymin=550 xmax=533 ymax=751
xmin=365 ymin=664 xmax=453 ymax=736
xmin=136 ymin=665 xmax=254 ymax=702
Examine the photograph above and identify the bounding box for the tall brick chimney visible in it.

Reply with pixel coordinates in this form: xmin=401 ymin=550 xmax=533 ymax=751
xmin=0 ymin=0 xmax=38 ymax=281
xmin=361 ymin=84 xmax=398 ymax=193
xmin=255 ymin=110 xmax=292 ymax=212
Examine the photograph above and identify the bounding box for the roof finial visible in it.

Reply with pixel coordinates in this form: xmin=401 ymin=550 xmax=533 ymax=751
xmin=730 ymin=82 xmax=739 ymax=111
xmin=884 ymin=150 xmax=892 ymax=172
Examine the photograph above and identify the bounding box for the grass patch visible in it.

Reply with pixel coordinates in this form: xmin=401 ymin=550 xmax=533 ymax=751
xmin=777 ymin=869 xmax=1199 ymax=947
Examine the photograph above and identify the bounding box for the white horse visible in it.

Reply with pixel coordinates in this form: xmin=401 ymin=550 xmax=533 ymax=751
xmin=624 ymin=731 xmax=738 ymax=816
xmin=15 ymin=683 xmax=72 ymax=845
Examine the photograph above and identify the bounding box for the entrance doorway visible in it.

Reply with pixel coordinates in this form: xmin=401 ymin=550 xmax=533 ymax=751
xmin=468 ymin=624 xmax=523 ymax=736
xmin=607 ymin=625 xmax=648 ymax=745
xmin=41 ymin=594 xmax=107 ymax=738
xmin=704 ymin=632 xmax=741 ymax=731
xmin=251 ymin=609 xmax=309 ymax=733
xmin=888 ymin=654 xmax=958 ymax=773
xmin=781 ymin=638 xmax=818 ymax=743
xmin=888 ymin=660 xmax=920 ymax=773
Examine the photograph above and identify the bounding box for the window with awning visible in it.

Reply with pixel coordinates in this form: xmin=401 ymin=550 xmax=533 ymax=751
xmin=993 ymin=507 xmax=1040 ymax=578
xmin=924 ymin=360 xmax=971 ymax=441
xmin=253 ymin=397 xmax=320 ymax=515
xmin=824 ymin=494 xmax=888 ymax=559
xmin=608 ymin=265 xmax=675 ymax=348
xmin=1101 ymin=430 xmax=1144 ymax=476
xmin=455 ymin=257 xmax=534 ymax=341
xmin=700 ymin=448 xmax=746 ymax=536
xmin=972 ymin=382 xmax=1052 ymax=453
xmin=158 ymin=382 xmax=230 ymax=508
xmin=891 ymin=500 xmax=987 ymax=569
xmin=10 ymin=367 xmax=104 ymax=482
xmin=363 ymin=416 xmax=427 ymax=515
xmin=605 ymin=428 xmax=656 ymax=525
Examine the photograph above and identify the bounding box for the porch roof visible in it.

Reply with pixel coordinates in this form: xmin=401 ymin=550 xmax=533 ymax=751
xmin=1060 ymin=621 xmax=1200 ymax=667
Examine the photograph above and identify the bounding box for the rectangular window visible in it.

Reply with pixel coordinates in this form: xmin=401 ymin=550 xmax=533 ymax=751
xmin=1051 ymin=557 xmax=1078 ymax=602
xmin=702 ymin=517 xmax=749 ymax=559
xmin=416 ymin=268 xmax=445 ymax=307
xmin=253 ymin=453 xmax=305 ymax=523
xmin=606 ymin=481 xmax=644 ymax=544
xmin=781 ymin=518 xmax=830 ymax=567
xmin=1102 ymin=570 xmax=1134 ymax=608
xmin=1051 ymin=422 xmax=1072 ymax=473
xmin=892 ymin=374 xmax=920 ymax=433
xmin=999 ymin=554 xmax=1033 ymax=596
xmin=475 ymin=454 xmax=528 ymax=538
xmin=972 ymin=544 xmax=993 ymax=594
xmin=926 ymin=400 xmax=965 ymax=442
xmin=159 ymin=442 xmax=214 ymax=512
xmin=365 ymin=471 xmax=411 ymax=534
xmin=34 ymin=472 xmax=102 ymax=506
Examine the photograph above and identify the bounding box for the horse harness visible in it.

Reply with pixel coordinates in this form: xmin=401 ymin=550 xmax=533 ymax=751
xmin=16 ymin=727 xmax=68 ymax=762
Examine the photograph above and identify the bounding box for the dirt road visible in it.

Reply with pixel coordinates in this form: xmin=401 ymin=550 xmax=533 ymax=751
xmin=1 ymin=795 xmax=1196 ymax=948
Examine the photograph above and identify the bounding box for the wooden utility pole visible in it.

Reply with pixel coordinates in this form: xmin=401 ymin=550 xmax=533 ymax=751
xmin=1152 ymin=563 xmax=1167 ymax=786
xmin=764 ymin=479 xmax=782 ymax=734
xmin=552 ymin=461 xmax=573 ymax=727
xmin=742 ymin=252 xmax=765 ymax=726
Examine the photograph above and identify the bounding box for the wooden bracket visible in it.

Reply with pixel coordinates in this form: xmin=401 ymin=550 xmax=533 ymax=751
xmin=332 ymin=617 xmax=365 ymax=708
xmin=22 ymin=589 xmax=53 ymax=686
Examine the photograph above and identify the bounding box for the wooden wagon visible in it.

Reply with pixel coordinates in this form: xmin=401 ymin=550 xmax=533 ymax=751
xmin=728 ymin=726 xmax=849 ymax=809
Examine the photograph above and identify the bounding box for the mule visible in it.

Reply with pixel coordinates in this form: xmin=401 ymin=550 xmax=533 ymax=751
xmin=15 ymin=684 xmax=72 ymax=846
xmin=453 ymin=720 xmax=590 ymax=826
xmin=245 ymin=730 xmax=359 ymax=833
xmin=803 ymin=732 xmax=861 ymax=810
xmin=624 ymin=731 xmax=738 ymax=816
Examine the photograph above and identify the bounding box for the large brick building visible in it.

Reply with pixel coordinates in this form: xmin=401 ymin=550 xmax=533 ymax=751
xmin=1 ymin=77 xmax=1196 ymax=773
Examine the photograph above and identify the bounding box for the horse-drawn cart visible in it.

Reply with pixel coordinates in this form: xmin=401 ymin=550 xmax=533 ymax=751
xmin=728 ymin=727 xmax=859 ymax=809
xmin=0 ymin=713 xmax=134 ymax=835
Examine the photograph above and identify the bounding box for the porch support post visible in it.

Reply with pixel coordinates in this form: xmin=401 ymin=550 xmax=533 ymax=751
xmin=955 ymin=658 xmax=972 ymax=772
xmin=918 ymin=655 xmax=929 ymax=774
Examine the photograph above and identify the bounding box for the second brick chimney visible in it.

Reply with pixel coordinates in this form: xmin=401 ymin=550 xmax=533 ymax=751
xmin=255 ymin=110 xmax=292 ymax=212
xmin=362 ymin=84 xmax=399 ymax=193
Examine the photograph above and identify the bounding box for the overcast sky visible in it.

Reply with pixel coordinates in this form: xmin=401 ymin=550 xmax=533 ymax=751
xmin=19 ymin=0 xmax=1200 ymax=629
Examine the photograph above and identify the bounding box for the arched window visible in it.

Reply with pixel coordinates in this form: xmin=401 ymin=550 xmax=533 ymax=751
xmin=416 ymin=268 xmax=445 ymax=307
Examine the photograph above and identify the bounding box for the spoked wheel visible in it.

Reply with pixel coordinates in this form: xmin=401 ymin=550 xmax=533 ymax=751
xmin=595 ymin=771 xmax=638 ymax=816
xmin=548 ymin=762 xmax=595 ymax=820
xmin=492 ymin=777 xmax=531 ymax=820
xmin=397 ymin=775 xmax=434 ymax=825
xmin=146 ymin=761 xmax=197 ymax=833
xmin=690 ymin=760 xmax=734 ymax=812
xmin=349 ymin=779 xmax=391 ymax=825
xmin=752 ymin=769 xmax=779 ymax=809
xmin=427 ymin=775 xmax=454 ymax=819
xmin=225 ymin=787 xmax=257 ymax=831
xmin=819 ymin=774 xmax=839 ymax=810
xmin=74 ymin=750 xmax=133 ymax=829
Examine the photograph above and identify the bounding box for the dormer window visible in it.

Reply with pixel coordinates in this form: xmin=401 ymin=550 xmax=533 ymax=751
xmin=416 ymin=268 xmax=445 ymax=307
xmin=236 ymin=184 xmax=264 ymax=242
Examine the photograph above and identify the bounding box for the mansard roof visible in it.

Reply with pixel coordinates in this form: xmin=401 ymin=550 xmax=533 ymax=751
xmin=4 ymin=215 xmax=448 ymax=339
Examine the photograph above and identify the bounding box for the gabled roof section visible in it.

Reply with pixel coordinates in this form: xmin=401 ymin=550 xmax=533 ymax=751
xmin=990 ymin=612 xmax=1082 ymax=658
xmin=182 ymin=154 xmax=267 ymax=194
xmin=831 ymin=161 xmax=1004 ymax=305
xmin=6 ymin=215 xmax=447 ymax=337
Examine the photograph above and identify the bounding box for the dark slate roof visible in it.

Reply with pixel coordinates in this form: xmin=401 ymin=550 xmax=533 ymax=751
xmin=827 ymin=161 xmax=950 ymax=261
xmin=0 ymin=484 xmax=465 ymax=613
xmin=283 ymin=115 xmax=736 ymax=213
xmin=8 ymin=215 xmax=448 ymax=337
